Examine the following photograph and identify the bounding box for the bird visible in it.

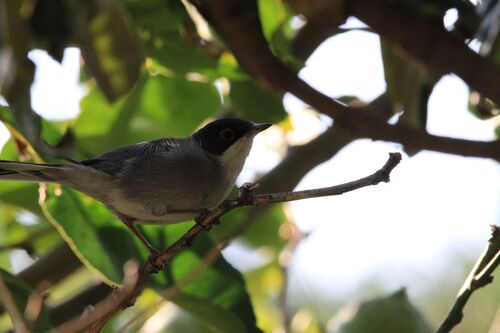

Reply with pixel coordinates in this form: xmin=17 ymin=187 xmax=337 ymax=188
xmin=0 ymin=118 xmax=272 ymax=255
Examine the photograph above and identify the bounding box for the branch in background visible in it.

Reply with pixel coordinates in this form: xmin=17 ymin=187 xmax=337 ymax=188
xmin=0 ymin=243 xmax=82 ymax=318
xmin=55 ymin=261 xmax=140 ymax=333
xmin=189 ymin=0 xmax=500 ymax=160
xmin=59 ymin=152 xmax=401 ymax=329
xmin=17 ymin=243 xmax=82 ymax=290
xmin=48 ymin=283 xmax=112 ymax=326
xmin=0 ymin=274 xmax=30 ymax=333
xmin=436 ymin=225 xmax=500 ymax=333
xmin=0 ymin=226 xmax=53 ymax=255
xmin=347 ymin=0 xmax=500 ymax=105
xmin=278 ymin=225 xmax=308 ymax=333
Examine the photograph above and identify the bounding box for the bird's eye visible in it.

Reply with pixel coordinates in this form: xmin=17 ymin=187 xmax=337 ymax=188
xmin=219 ymin=128 xmax=235 ymax=141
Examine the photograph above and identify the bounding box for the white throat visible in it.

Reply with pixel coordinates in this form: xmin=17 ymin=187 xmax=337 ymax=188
xmin=218 ymin=137 xmax=254 ymax=182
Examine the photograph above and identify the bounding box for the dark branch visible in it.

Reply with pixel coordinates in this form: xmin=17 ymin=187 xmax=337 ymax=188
xmin=188 ymin=0 xmax=500 ymax=160
xmin=436 ymin=225 xmax=500 ymax=333
xmin=347 ymin=0 xmax=500 ymax=105
xmin=147 ymin=152 xmax=401 ymax=270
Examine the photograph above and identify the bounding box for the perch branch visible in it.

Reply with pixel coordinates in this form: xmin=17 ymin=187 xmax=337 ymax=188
xmin=147 ymin=152 xmax=401 ymax=271
xmin=188 ymin=0 xmax=500 ymax=160
xmin=436 ymin=225 xmax=500 ymax=333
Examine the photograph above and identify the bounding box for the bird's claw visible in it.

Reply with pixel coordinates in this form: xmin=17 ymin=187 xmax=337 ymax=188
xmin=146 ymin=253 xmax=163 ymax=274
xmin=237 ymin=182 xmax=258 ymax=203
xmin=195 ymin=208 xmax=218 ymax=230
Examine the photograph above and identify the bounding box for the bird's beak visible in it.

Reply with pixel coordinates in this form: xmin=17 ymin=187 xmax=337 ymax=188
xmin=252 ymin=123 xmax=272 ymax=133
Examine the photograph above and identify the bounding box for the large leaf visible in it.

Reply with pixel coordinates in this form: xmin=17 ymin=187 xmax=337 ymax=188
xmin=381 ymin=41 xmax=435 ymax=131
xmin=41 ymin=186 xmax=260 ymax=331
xmin=0 ymin=269 xmax=52 ymax=332
xmin=212 ymin=205 xmax=286 ymax=252
xmin=230 ymin=79 xmax=286 ymax=123
xmin=75 ymin=73 xmax=221 ymax=155
xmin=74 ymin=0 xmax=144 ymax=101
xmin=333 ymin=289 xmax=432 ymax=333
xmin=122 ymin=0 xmax=218 ymax=75
xmin=0 ymin=140 xmax=42 ymax=215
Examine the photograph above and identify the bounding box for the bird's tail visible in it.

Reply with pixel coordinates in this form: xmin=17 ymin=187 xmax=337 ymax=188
xmin=0 ymin=161 xmax=65 ymax=183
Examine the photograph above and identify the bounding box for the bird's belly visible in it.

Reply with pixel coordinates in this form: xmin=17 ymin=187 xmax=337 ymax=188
xmin=110 ymin=199 xmax=200 ymax=225
xmin=108 ymin=189 xmax=228 ymax=225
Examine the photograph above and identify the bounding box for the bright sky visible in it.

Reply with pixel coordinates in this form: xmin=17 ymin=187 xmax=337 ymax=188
xmin=2 ymin=17 xmax=499 ymax=315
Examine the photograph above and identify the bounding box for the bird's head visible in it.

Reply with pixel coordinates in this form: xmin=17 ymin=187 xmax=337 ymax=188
xmin=193 ymin=118 xmax=271 ymax=169
xmin=193 ymin=118 xmax=272 ymax=156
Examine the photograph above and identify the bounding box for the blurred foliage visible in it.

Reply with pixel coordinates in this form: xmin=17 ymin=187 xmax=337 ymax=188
xmin=332 ymin=289 xmax=432 ymax=333
xmin=0 ymin=0 xmax=498 ymax=332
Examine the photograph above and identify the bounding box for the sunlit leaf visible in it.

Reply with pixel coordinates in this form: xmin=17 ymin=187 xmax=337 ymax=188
xmin=75 ymin=0 xmax=144 ymax=101
xmin=75 ymin=73 xmax=221 ymax=155
xmin=40 ymin=186 xmax=260 ymax=331
xmin=230 ymin=79 xmax=286 ymax=123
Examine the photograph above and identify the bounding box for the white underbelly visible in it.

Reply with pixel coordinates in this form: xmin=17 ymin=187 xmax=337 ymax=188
xmin=109 ymin=199 xmax=199 ymax=225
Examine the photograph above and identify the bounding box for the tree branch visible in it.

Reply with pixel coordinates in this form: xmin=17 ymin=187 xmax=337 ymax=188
xmin=0 ymin=274 xmax=30 ymax=333
xmin=54 ymin=261 xmax=140 ymax=333
xmin=436 ymin=225 xmax=500 ymax=333
xmin=147 ymin=152 xmax=401 ymax=270
xmin=188 ymin=0 xmax=500 ymax=160
xmin=347 ymin=0 xmax=500 ymax=105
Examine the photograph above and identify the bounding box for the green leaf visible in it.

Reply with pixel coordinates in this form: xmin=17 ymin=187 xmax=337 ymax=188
xmin=41 ymin=187 xmax=139 ymax=285
xmin=230 ymin=79 xmax=286 ymax=123
xmin=173 ymin=292 xmax=248 ymax=333
xmin=258 ymin=0 xmax=290 ymax=41
xmin=75 ymin=0 xmax=144 ymax=101
xmin=123 ymin=0 xmax=218 ymax=75
xmin=381 ymin=42 xmax=434 ymax=130
xmin=75 ymin=73 xmax=221 ymax=155
xmin=242 ymin=205 xmax=285 ymax=250
xmin=0 ymin=268 xmax=52 ymax=332
xmin=335 ymin=288 xmax=433 ymax=333
xmin=40 ymin=186 xmax=260 ymax=331
xmin=212 ymin=206 xmax=285 ymax=252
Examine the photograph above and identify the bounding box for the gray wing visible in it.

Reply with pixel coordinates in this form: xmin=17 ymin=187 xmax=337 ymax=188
xmin=80 ymin=138 xmax=229 ymax=219
xmin=117 ymin=140 xmax=226 ymax=212
xmin=80 ymin=138 xmax=183 ymax=176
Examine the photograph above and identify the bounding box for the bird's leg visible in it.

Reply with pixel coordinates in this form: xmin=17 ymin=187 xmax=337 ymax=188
xmin=118 ymin=214 xmax=160 ymax=256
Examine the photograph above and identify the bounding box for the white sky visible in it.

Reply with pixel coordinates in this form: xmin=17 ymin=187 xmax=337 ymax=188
xmin=1 ymin=18 xmax=499 ymax=314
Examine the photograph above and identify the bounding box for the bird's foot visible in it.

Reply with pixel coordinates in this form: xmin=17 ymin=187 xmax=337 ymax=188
xmin=237 ymin=182 xmax=259 ymax=203
xmin=146 ymin=252 xmax=164 ymax=274
xmin=195 ymin=208 xmax=219 ymax=230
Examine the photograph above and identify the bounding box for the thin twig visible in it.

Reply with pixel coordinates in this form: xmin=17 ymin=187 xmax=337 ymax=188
xmin=147 ymin=152 xmax=401 ymax=271
xmin=279 ymin=224 xmax=308 ymax=333
xmin=0 ymin=274 xmax=30 ymax=333
xmin=436 ymin=225 xmax=500 ymax=333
